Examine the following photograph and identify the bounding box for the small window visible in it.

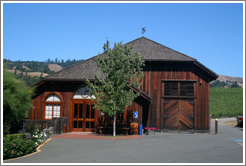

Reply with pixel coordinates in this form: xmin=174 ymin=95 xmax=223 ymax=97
xmin=164 ymin=82 xmax=194 ymax=97
xmin=164 ymin=82 xmax=178 ymax=96
xmin=46 ymin=94 xmax=61 ymax=102
xmin=73 ymin=87 xmax=94 ymax=99
xmin=180 ymin=82 xmax=194 ymax=97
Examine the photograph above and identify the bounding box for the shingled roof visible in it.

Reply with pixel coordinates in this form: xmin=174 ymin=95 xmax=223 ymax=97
xmin=124 ymin=37 xmax=195 ymax=61
xmin=40 ymin=36 xmax=217 ymax=81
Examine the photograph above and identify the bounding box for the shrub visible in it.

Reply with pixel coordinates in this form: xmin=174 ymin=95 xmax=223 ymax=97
xmin=3 ymin=134 xmax=36 ymax=160
xmin=3 ymin=124 xmax=45 ymax=160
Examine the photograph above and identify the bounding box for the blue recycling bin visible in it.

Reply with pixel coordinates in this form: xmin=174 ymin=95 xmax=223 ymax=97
xmin=139 ymin=124 xmax=143 ymax=135
xmin=23 ymin=122 xmax=25 ymax=131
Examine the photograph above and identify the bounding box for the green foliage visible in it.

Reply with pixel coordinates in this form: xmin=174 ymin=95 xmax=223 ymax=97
xmin=209 ymin=88 xmax=243 ymax=118
xmin=85 ymin=39 xmax=145 ymax=117
xmin=230 ymin=81 xmax=241 ymax=88
xmin=3 ymin=67 xmax=35 ymax=135
xmin=15 ymin=74 xmax=40 ymax=87
xmin=57 ymin=59 xmax=84 ymax=68
xmin=3 ymin=123 xmax=45 ymax=160
xmin=209 ymin=80 xmax=228 ymax=88
xmin=25 ymin=122 xmax=40 ymax=139
xmin=3 ymin=134 xmax=36 ymax=160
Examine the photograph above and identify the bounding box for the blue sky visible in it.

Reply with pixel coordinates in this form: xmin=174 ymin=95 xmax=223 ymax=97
xmin=2 ymin=2 xmax=244 ymax=77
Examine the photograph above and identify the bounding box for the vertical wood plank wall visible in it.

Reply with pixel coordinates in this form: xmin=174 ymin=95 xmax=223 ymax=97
xmin=131 ymin=61 xmax=211 ymax=132
xmin=29 ymin=82 xmax=84 ymax=120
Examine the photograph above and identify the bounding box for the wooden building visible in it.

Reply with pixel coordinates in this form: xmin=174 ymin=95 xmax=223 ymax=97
xmin=28 ymin=37 xmax=218 ymax=134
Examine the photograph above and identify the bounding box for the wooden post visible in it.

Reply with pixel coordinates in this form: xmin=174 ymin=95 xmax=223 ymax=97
xmin=209 ymin=114 xmax=211 ymax=134
xmin=113 ymin=111 xmax=116 ymax=137
xmin=215 ymin=119 xmax=218 ymax=134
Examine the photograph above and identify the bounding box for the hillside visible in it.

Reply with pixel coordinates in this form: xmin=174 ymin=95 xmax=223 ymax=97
xmin=3 ymin=58 xmax=83 ymax=86
xmin=217 ymin=75 xmax=243 ymax=83
xmin=210 ymin=75 xmax=243 ymax=88
xmin=6 ymin=69 xmax=49 ymax=77
xmin=3 ymin=58 xmax=83 ymax=76
xmin=48 ymin=64 xmax=62 ymax=72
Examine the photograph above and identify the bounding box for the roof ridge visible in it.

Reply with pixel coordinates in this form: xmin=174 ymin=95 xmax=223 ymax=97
xmin=137 ymin=36 xmax=196 ymax=61
xmin=123 ymin=36 xmax=144 ymax=46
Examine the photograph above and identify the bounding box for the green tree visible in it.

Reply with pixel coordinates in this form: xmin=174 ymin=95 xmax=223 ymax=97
xmin=231 ymin=81 xmax=240 ymax=88
xmin=209 ymin=80 xmax=228 ymax=88
xmin=3 ymin=67 xmax=35 ymax=135
xmin=85 ymin=39 xmax=145 ymax=136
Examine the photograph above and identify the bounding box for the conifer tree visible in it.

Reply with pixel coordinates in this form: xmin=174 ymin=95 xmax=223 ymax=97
xmin=85 ymin=39 xmax=145 ymax=136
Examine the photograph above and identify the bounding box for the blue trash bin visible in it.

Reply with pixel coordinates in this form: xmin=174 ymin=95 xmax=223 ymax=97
xmin=23 ymin=122 xmax=25 ymax=131
xmin=139 ymin=124 xmax=143 ymax=135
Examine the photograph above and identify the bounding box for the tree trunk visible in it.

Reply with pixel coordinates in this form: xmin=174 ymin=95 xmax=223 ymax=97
xmin=113 ymin=111 xmax=116 ymax=136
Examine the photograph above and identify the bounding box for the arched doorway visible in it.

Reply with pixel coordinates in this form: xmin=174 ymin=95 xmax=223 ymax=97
xmin=70 ymin=87 xmax=97 ymax=132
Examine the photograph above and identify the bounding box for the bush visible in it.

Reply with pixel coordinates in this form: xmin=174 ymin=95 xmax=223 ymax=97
xmin=3 ymin=124 xmax=45 ymax=160
xmin=25 ymin=122 xmax=45 ymax=145
xmin=3 ymin=134 xmax=36 ymax=160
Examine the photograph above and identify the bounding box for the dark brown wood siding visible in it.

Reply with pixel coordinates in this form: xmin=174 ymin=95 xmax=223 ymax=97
xmin=29 ymin=81 xmax=85 ymax=120
xmin=136 ymin=61 xmax=211 ymax=132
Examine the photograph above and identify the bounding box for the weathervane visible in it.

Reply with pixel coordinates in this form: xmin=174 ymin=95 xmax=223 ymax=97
xmin=141 ymin=27 xmax=146 ymax=36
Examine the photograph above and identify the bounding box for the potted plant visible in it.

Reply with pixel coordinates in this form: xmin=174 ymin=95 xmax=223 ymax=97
xmin=144 ymin=127 xmax=156 ymax=135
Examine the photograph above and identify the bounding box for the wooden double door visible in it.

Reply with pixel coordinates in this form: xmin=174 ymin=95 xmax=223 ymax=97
xmin=163 ymin=99 xmax=194 ymax=133
xmin=71 ymin=100 xmax=97 ymax=132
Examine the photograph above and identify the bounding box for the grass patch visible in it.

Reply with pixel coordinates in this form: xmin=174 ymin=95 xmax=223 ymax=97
xmin=6 ymin=133 xmax=24 ymax=137
xmin=219 ymin=120 xmax=237 ymax=126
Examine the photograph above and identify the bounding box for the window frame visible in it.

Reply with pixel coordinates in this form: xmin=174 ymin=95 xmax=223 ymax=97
xmin=163 ymin=81 xmax=195 ymax=98
xmin=72 ymin=86 xmax=94 ymax=99
xmin=43 ymin=92 xmax=63 ymax=120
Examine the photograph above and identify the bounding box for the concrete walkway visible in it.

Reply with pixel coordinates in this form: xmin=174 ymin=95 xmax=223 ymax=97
xmin=3 ymin=118 xmax=244 ymax=164
xmin=51 ymin=132 xmax=142 ymax=139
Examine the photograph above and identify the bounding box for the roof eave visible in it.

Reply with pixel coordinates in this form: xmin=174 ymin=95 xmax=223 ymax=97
xmin=193 ymin=61 xmax=219 ymax=81
xmin=129 ymin=86 xmax=152 ymax=101
xmin=143 ymin=59 xmax=195 ymax=62
xmin=31 ymin=78 xmax=96 ymax=87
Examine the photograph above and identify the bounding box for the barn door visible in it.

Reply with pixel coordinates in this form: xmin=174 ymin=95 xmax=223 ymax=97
xmin=179 ymin=100 xmax=194 ymax=132
xmin=163 ymin=100 xmax=179 ymax=131
xmin=163 ymin=99 xmax=194 ymax=133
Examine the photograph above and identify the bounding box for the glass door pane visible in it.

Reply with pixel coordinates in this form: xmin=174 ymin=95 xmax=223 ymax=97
xmin=86 ymin=104 xmax=90 ymax=119
xmin=79 ymin=104 xmax=83 ymax=119
xmin=74 ymin=121 xmax=77 ymax=129
xmin=91 ymin=104 xmax=95 ymax=119
xmin=74 ymin=103 xmax=78 ymax=119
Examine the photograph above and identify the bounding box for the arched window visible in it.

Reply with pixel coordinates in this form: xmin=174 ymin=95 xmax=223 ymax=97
xmin=44 ymin=93 xmax=62 ymax=119
xmin=73 ymin=87 xmax=94 ymax=99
